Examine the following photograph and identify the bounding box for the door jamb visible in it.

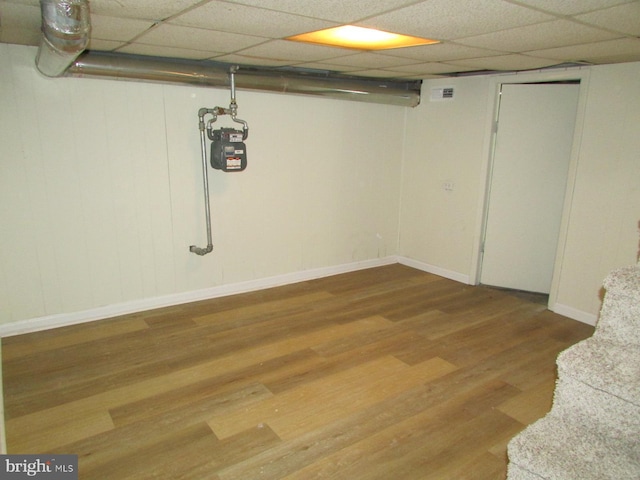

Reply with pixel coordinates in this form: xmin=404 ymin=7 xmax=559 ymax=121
xmin=469 ymin=68 xmax=591 ymax=310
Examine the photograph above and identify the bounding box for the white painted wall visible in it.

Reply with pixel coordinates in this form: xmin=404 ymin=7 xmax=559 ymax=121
xmin=553 ymin=62 xmax=640 ymax=319
xmin=399 ymin=76 xmax=492 ymax=280
xmin=400 ymin=62 xmax=640 ymax=323
xmin=0 ymin=44 xmax=404 ymax=327
xmin=2 ymin=42 xmax=639 ymax=330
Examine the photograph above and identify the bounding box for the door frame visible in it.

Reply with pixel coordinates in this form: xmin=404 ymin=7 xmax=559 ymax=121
xmin=469 ymin=68 xmax=591 ymax=309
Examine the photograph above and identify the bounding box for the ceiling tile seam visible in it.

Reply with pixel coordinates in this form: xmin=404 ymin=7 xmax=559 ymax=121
xmin=502 ymin=0 xmax=636 ymax=18
xmin=563 ymin=18 xmax=640 ymax=39
xmin=372 ymin=41 xmax=512 ymax=61
xmin=499 ymin=1 xmax=640 ymax=38
xmin=157 ymin=0 xmax=218 ymax=24
xmin=443 ymin=18 xmax=598 ymax=43
xmin=341 ymin=0 xmax=433 ymax=25
xmin=169 ymin=0 xmax=344 ymax=38
xmin=456 ymin=32 xmax=634 ymax=56
xmin=214 ymin=0 xmax=429 ymax=26
xmin=117 ymin=20 xmax=276 ymax=57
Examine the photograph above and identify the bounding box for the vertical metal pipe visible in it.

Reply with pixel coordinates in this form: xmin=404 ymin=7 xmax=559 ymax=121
xmin=189 ymin=111 xmax=214 ymax=256
xmin=229 ymin=65 xmax=238 ymax=106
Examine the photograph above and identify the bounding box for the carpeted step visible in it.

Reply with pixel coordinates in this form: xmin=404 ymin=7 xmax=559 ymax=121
xmin=557 ymin=337 xmax=640 ymax=409
xmin=506 ymin=462 xmax=545 ymax=480
xmin=551 ymin=374 xmax=640 ymax=440
xmin=507 ymin=261 xmax=640 ymax=480
xmin=594 ymin=264 xmax=640 ymax=345
xmin=507 ymin=412 xmax=640 ymax=479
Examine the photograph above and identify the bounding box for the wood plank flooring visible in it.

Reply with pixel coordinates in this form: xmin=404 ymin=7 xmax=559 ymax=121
xmin=2 ymin=265 xmax=594 ymax=479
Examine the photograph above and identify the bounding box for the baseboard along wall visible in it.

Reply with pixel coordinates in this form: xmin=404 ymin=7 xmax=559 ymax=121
xmin=0 ymin=256 xmax=596 ymax=337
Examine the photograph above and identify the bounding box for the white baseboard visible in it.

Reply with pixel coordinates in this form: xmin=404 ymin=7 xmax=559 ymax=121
xmin=397 ymin=256 xmax=471 ymax=284
xmin=0 ymin=256 xmax=399 ymax=338
xmin=1 ymin=256 xmax=596 ymax=337
xmin=551 ymin=303 xmax=598 ymax=326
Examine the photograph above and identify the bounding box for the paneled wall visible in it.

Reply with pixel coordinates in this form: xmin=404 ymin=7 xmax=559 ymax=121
xmin=0 ymin=44 xmax=405 ymax=326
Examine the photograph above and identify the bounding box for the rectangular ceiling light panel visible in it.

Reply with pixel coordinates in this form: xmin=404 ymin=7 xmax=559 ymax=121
xmin=287 ymin=25 xmax=439 ymax=51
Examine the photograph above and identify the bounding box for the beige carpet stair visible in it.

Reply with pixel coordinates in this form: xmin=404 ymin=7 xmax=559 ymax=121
xmin=506 ymin=262 xmax=640 ymax=480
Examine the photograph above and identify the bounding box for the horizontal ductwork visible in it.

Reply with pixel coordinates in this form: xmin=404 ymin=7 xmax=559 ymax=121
xmin=36 ymin=0 xmax=90 ymax=77
xmin=66 ymin=51 xmax=422 ymax=107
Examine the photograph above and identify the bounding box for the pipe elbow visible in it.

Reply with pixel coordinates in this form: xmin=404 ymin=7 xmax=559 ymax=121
xmin=189 ymin=244 xmax=213 ymax=256
xmin=36 ymin=0 xmax=91 ymax=77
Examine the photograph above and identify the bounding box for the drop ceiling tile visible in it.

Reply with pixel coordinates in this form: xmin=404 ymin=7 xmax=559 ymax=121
xmin=576 ymin=2 xmax=640 ymax=36
xmin=0 ymin=2 xmax=41 ymax=45
xmin=88 ymin=0 xmax=203 ymax=21
xmin=90 ymin=14 xmax=155 ymax=42
xmin=505 ymin=0 xmax=635 ymax=16
xmin=220 ymin=0 xmax=422 ymax=23
xmin=358 ymin=0 xmax=555 ymax=40
xmin=236 ymin=39 xmax=356 ymax=62
xmin=2 ymin=0 xmax=39 ymax=6
xmin=376 ymin=42 xmax=508 ymax=62
xmin=290 ymin=61 xmax=366 ymax=73
xmin=314 ymin=52 xmax=420 ymax=68
xmin=527 ymin=37 xmax=640 ymax=63
xmin=0 ymin=2 xmax=40 ymax=27
xmin=0 ymin=27 xmax=39 ymax=46
xmin=455 ymin=19 xmax=621 ymax=52
xmin=391 ymin=61 xmax=480 ymax=75
xmin=87 ymin=39 xmax=128 ymax=51
xmin=135 ymin=24 xmax=266 ymax=53
xmin=447 ymin=54 xmax=561 ymax=71
xmin=170 ymin=2 xmax=338 ymax=38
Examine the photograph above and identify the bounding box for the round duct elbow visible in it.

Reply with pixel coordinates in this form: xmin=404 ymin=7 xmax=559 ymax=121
xmin=36 ymin=0 xmax=90 ymax=77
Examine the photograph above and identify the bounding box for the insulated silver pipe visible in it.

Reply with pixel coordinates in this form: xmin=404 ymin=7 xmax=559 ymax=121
xmin=36 ymin=0 xmax=90 ymax=77
xmin=189 ymin=109 xmax=214 ymax=256
xmin=68 ymin=51 xmax=422 ymax=107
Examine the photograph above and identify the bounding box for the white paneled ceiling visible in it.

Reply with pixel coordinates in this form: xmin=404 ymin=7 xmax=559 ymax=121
xmin=1 ymin=0 xmax=639 ymax=79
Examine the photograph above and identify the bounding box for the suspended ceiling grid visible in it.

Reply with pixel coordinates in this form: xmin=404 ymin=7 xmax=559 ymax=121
xmin=1 ymin=0 xmax=639 ymax=79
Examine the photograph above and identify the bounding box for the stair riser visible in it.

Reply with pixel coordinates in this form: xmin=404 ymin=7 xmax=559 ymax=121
xmin=507 ymin=462 xmax=544 ymax=480
xmin=551 ymin=376 xmax=640 ymax=438
xmin=596 ymin=291 xmax=640 ymax=344
xmin=557 ymin=340 xmax=639 ymax=408
xmin=597 ymin=265 xmax=640 ymax=340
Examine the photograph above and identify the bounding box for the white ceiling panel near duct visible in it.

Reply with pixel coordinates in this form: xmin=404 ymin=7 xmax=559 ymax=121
xmin=5 ymin=0 xmax=640 ymax=104
xmin=29 ymin=0 xmax=422 ymax=106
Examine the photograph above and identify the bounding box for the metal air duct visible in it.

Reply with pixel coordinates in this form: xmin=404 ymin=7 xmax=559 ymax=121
xmin=36 ymin=0 xmax=90 ymax=77
xmin=67 ymin=51 xmax=422 ymax=107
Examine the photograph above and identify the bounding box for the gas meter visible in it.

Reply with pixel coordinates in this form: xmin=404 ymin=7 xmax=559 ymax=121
xmin=209 ymin=127 xmax=247 ymax=172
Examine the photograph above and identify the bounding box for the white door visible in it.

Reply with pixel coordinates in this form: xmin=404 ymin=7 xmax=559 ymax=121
xmin=480 ymin=83 xmax=579 ymax=294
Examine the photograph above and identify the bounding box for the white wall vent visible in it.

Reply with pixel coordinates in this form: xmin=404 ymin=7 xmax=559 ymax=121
xmin=430 ymin=86 xmax=455 ymax=101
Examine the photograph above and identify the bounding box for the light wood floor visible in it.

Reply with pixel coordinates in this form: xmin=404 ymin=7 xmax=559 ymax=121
xmin=2 ymin=265 xmax=594 ymax=479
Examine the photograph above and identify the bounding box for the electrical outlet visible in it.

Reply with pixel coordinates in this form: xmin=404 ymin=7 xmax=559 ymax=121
xmin=443 ymin=181 xmax=454 ymax=192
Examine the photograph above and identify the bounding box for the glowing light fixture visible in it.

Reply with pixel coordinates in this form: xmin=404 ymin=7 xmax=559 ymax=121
xmin=286 ymin=25 xmax=438 ymax=51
